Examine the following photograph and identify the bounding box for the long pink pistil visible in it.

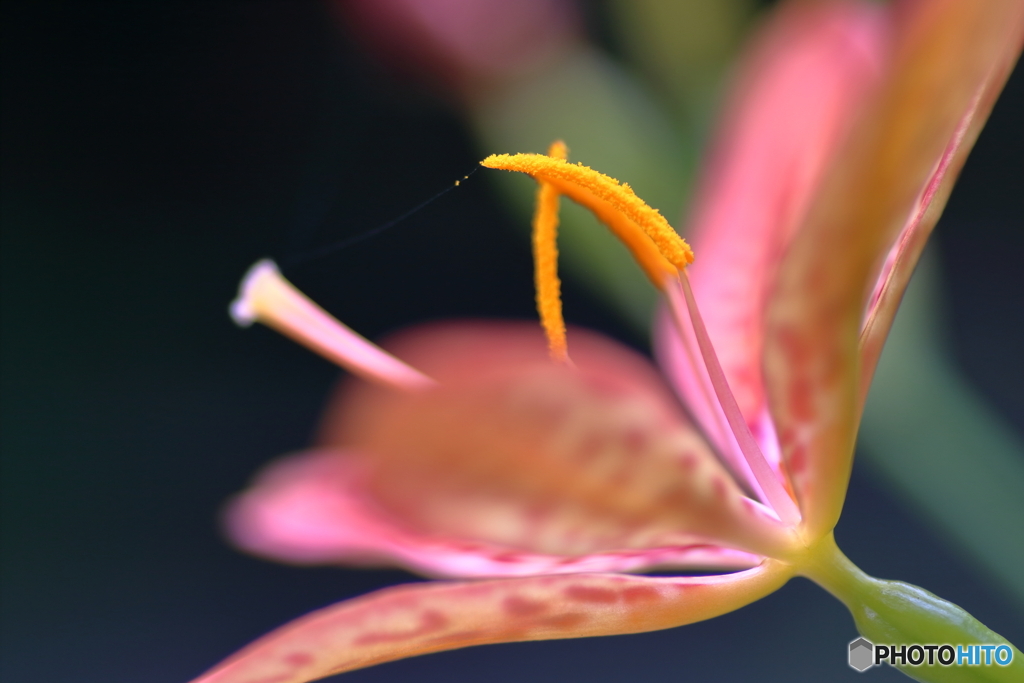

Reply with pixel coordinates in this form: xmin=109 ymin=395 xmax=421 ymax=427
xmin=666 ymin=271 xmax=801 ymax=526
xmin=230 ymin=260 xmax=436 ymax=392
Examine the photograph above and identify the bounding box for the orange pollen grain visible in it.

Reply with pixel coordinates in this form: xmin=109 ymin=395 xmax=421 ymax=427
xmin=481 ymin=152 xmax=692 ymax=284
xmin=532 ymin=140 xmax=570 ymax=363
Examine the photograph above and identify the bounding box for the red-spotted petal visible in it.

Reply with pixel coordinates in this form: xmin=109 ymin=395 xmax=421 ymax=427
xmin=226 ymin=449 xmax=762 ymax=577
xmin=655 ymin=0 xmax=889 ymax=491
xmin=319 ymin=322 xmax=798 ymax=560
xmin=857 ymin=11 xmax=1024 ymax=410
xmin=190 ymin=562 xmax=793 ymax=683
xmin=764 ymin=0 xmax=1024 ymax=539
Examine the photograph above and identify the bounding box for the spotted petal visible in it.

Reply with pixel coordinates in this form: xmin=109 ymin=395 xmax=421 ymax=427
xmin=319 ymin=322 xmax=798 ymax=560
xmin=655 ymin=0 xmax=889 ymax=493
xmin=857 ymin=4 xmax=1024 ymax=409
xmin=764 ymin=0 xmax=1024 ymax=539
xmin=226 ymin=448 xmax=761 ymax=577
xmin=190 ymin=562 xmax=793 ymax=683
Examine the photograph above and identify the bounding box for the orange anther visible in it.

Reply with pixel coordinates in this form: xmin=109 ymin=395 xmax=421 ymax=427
xmin=481 ymin=153 xmax=692 ymax=286
xmin=532 ymin=141 xmax=570 ymax=363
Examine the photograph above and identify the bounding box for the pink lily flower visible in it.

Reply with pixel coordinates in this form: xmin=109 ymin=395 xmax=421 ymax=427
xmin=192 ymin=1 xmax=1024 ymax=682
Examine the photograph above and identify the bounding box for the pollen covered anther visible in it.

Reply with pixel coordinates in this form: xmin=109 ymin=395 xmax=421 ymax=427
xmin=532 ymin=140 xmax=570 ymax=363
xmin=481 ymin=152 xmax=692 ymax=287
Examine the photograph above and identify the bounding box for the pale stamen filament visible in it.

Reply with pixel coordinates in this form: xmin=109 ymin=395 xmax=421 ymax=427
xmin=666 ymin=270 xmax=801 ymax=526
xmin=665 ymin=299 xmax=768 ymax=503
xmin=663 ymin=270 xmax=798 ymax=528
xmin=230 ymin=260 xmax=436 ymax=391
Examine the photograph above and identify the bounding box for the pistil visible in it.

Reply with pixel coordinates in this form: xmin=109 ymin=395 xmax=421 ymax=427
xmin=231 ymin=260 xmax=435 ymax=391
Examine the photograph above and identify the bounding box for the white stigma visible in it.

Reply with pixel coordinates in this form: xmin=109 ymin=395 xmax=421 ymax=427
xmin=230 ymin=260 xmax=436 ymax=392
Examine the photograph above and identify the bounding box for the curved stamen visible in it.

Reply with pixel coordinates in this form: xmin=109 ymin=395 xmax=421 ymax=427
xmin=485 ymin=149 xmax=798 ymax=524
xmin=668 ymin=271 xmax=802 ymax=526
xmin=231 ymin=260 xmax=435 ymax=392
xmin=482 ymin=153 xmax=690 ymax=287
xmin=532 ymin=141 xmax=570 ymax=364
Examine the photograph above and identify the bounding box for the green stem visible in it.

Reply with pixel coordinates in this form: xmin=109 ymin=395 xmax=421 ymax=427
xmin=796 ymin=533 xmax=1023 ymax=682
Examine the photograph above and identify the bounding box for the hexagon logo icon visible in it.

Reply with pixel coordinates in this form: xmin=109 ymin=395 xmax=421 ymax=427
xmin=849 ymin=637 xmax=874 ymax=672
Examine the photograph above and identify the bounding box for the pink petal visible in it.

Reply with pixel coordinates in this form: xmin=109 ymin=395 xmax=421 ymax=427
xmin=655 ymin=0 xmax=889 ymax=491
xmin=226 ymin=449 xmax=762 ymax=577
xmin=319 ymin=321 xmax=798 ymax=560
xmin=334 ymin=0 xmax=577 ymax=86
xmin=857 ymin=8 xmax=1024 ymax=409
xmin=190 ymin=562 xmax=793 ymax=683
xmin=763 ymin=0 xmax=1024 ymax=539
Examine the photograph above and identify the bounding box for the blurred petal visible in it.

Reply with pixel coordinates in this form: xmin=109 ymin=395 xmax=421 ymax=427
xmin=334 ymin=0 xmax=578 ymax=89
xmin=858 ymin=6 xmax=1024 ymax=408
xmin=764 ymin=0 xmax=1024 ymax=538
xmin=191 ymin=562 xmax=793 ymax=683
xmin=226 ymin=449 xmax=761 ymax=577
xmin=655 ymin=0 xmax=889 ymax=491
xmin=321 ymin=322 xmax=798 ymax=560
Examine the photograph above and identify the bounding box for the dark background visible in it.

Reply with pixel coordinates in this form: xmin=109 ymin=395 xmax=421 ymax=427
xmin=1 ymin=3 xmax=1021 ymax=682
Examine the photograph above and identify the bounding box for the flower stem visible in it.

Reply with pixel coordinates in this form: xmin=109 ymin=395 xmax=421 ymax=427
xmin=798 ymin=533 xmax=1023 ymax=682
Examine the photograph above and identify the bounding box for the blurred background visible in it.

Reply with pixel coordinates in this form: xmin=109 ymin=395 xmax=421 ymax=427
xmin=1 ymin=2 xmax=1021 ymax=682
